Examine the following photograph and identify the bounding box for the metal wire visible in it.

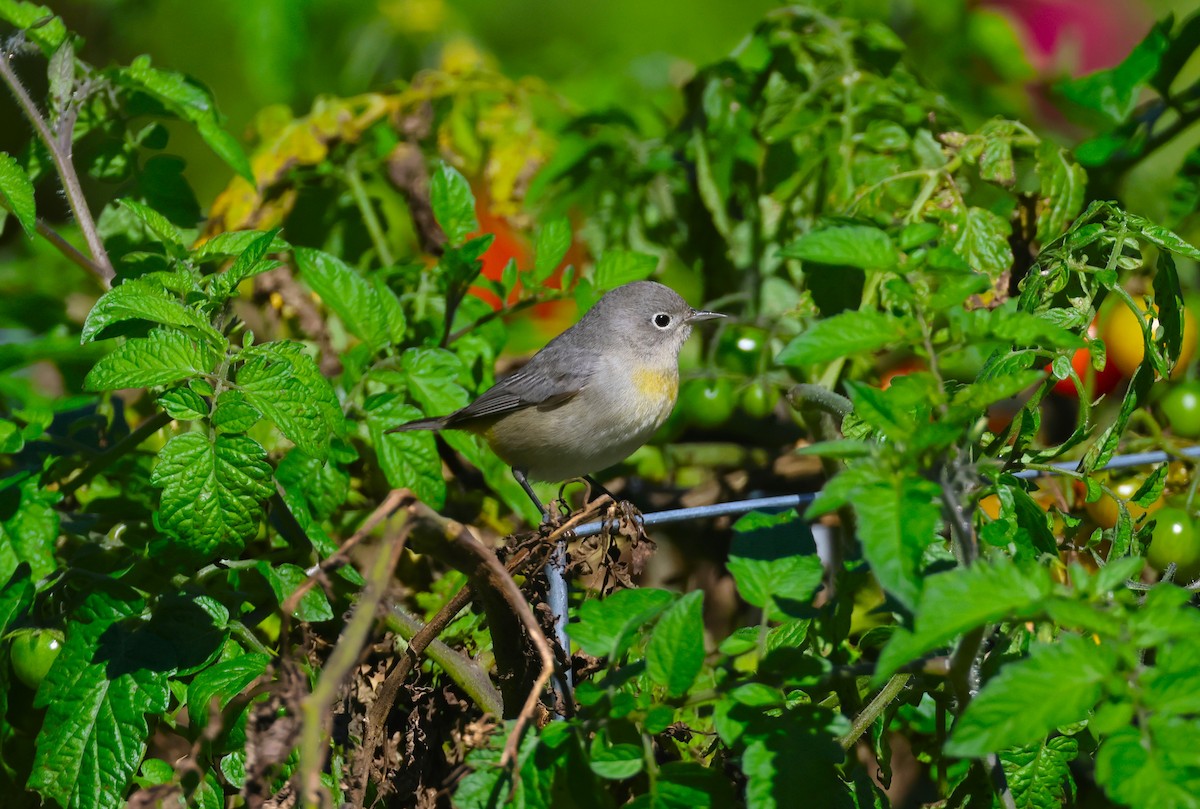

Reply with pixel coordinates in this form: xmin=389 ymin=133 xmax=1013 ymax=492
xmin=571 ymin=444 xmax=1200 ymax=538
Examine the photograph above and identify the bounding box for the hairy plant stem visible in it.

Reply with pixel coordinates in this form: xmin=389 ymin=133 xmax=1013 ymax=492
xmin=385 ymin=605 xmax=502 ymax=715
xmin=837 ymin=673 xmax=911 ymax=750
xmin=0 ymin=48 xmax=114 ymax=283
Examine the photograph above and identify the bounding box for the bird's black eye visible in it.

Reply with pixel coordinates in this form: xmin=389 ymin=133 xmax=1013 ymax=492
xmin=654 ymin=313 xmax=671 ymax=329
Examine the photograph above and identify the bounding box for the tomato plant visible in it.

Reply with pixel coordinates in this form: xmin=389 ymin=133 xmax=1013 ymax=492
xmin=738 ymin=381 xmax=779 ymax=418
xmin=1146 ymin=507 xmax=1200 ymax=576
xmin=879 ymin=357 xmax=925 ymax=389
xmin=7 ymin=629 xmax=63 ymax=691
xmin=1084 ymin=474 xmax=1165 ymax=529
xmin=1159 ymin=381 xmax=1200 ymax=438
xmin=716 ymin=325 xmax=770 ymax=374
xmin=680 ymin=377 xmax=736 ymax=428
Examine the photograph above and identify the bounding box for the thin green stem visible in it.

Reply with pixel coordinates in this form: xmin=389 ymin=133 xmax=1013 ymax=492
xmin=344 ymin=157 xmax=396 ymax=267
xmin=60 ymin=410 xmax=172 ymax=497
xmin=228 ymin=620 xmax=274 ymax=657
xmin=0 ymin=193 xmax=106 ymax=283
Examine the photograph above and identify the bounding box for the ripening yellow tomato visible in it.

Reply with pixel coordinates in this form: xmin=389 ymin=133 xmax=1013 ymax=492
xmin=1103 ymin=298 xmax=1197 ymax=379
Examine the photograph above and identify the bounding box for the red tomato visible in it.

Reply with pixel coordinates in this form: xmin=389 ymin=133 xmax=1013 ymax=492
xmin=880 ymin=359 xmax=925 ymax=390
xmin=1048 ymin=321 xmax=1122 ymax=398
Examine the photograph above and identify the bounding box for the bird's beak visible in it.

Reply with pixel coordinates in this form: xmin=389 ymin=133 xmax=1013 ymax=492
xmin=686 ymin=309 xmax=726 ymax=324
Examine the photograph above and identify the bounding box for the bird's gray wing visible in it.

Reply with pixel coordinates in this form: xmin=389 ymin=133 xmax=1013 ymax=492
xmin=444 ymin=342 xmax=596 ymax=425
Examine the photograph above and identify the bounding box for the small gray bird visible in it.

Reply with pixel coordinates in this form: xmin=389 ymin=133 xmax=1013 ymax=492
xmin=389 ymin=280 xmax=723 ymax=514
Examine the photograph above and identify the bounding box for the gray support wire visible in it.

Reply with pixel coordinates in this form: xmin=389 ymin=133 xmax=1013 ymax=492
xmin=546 ymin=538 xmax=571 ymax=709
xmin=570 ymin=445 xmax=1200 ymax=538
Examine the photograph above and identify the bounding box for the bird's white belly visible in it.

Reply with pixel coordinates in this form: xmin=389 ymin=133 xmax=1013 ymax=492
xmin=488 ymin=366 xmax=677 ymax=482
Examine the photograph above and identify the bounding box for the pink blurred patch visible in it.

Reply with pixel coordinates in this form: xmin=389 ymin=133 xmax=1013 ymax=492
xmin=986 ymin=0 xmax=1152 ymax=75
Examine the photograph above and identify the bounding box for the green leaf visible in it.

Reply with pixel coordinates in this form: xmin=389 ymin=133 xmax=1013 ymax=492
xmin=1140 ymin=637 xmax=1200 ymax=716
xmin=117 ymin=56 xmax=253 ymax=182
xmin=589 ymin=736 xmax=644 ymax=780
xmin=238 ymin=342 xmax=341 ymax=460
xmin=1096 ymin=721 xmax=1200 ymax=809
xmin=1056 ymin=21 xmax=1169 ymax=124
xmin=727 ymin=511 xmax=823 ymax=620
xmin=782 ymin=225 xmax=896 ymax=269
xmin=82 ymin=277 xmax=220 ymax=343
xmin=84 ymin=328 xmax=218 ymax=391
xmin=741 ymin=707 xmax=853 ymax=809
xmin=193 ymin=230 xmax=290 ymax=262
xmin=276 ymin=449 xmax=350 ymax=523
xmin=0 ymin=0 xmax=68 ymax=54
xmin=28 ymin=593 xmax=170 ymax=809
xmin=572 ymin=588 xmax=675 ymax=658
xmin=116 ymin=198 xmax=185 ymax=251
xmin=953 ymin=207 xmax=1013 ymax=276
xmin=211 ymin=390 xmax=261 ymax=433
xmin=845 ymin=469 xmax=941 ymax=610
xmin=534 ymin=217 xmax=572 ymax=282
xmin=0 ymin=476 xmax=60 ymax=581
xmin=211 ymin=227 xmax=281 ymax=298
xmin=293 ymin=247 xmax=403 ymax=350
xmin=401 ymin=347 xmax=470 ymax=417
xmin=430 ymin=163 xmax=477 ymax=245
xmin=0 ymin=418 xmax=23 ymax=454
xmin=1036 ymin=142 xmax=1087 ymax=244
xmin=257 ymin=562 xmax=334 ymax=622
xmin=776 ymin=310 xmax=910 ymax=367
xmin=978 ymin=135 xmax=1014 ymax=186
xmin=876 ymin=559 xmax=1053 ymax=678
xmin=946 ymin=634 xmax=1118 ymax=756
xmin=646 ymin=590 xmax=705 ymax=697
xmin=654 ymin=761 xmax=735 ymax=809
xmin=949 ymin=370 xmax=1045 ymax=415
xmin=0 ymin=564 xmax=33 ymax=637
xmin=1001 ymin=737 xmax=1078 ymax=809
xmin=150 ymin=432 xmax=274 ymax=555
xmin=365 ymin=394 xmax=445 ymax=509
xmin=0 ymin=151 xmax=36 ymax=237
xmin=157 ymin=387 xmax=209 ymax=420
xmin=593 ymin=249 xmax=658 ymax=290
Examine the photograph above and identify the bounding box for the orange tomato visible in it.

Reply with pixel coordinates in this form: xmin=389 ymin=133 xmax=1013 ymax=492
xmin=1084 ymin=475 xmax=1165 ymax=530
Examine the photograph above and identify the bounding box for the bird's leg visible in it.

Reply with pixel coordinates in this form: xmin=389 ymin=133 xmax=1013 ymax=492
xmin=512 ymin=468 xmax=553 ymax=525
xmin=582 ymin=474 xmax=618 ymax=505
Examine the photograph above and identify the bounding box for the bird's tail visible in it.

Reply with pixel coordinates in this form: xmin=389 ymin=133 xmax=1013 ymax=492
xmin=385 ymin=416 xmax=446 ymax=434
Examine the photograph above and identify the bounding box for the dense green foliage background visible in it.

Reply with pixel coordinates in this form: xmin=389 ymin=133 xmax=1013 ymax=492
xmin=6 ymin=1 xmax=1200 ymax=808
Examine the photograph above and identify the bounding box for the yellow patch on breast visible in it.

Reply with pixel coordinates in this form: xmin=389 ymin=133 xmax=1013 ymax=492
xmin=631 ymin=367 xmax=679 ymax=408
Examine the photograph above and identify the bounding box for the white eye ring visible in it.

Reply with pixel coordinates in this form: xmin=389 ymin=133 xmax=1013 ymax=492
xmin=653 ymin=313 xmax=671 ymax=329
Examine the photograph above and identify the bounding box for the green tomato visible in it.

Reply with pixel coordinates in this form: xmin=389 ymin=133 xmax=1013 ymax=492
xmin=1146 ymin=507 xmax=1200 ymax=576
xmin=680 ymin=378 xmax=736 ymax=429
xmin=1159 ymin=381 xmax=1200 ymax=439
xmin=8 ymin=628 xmax=64 ymax=690
xmin=716 ymin=326 xmax=769 ymax=375
xmin=739 ymin=381 xmax=779 ymax=419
